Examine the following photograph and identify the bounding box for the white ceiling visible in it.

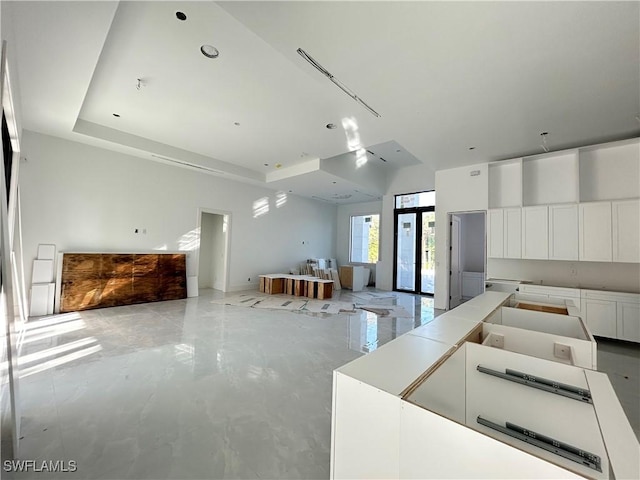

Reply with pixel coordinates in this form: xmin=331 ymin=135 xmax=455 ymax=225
xmin=5 ymin=1 xmax=640 ymax=204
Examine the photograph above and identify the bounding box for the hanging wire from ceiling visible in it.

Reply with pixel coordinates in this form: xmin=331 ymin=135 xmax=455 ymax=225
xmin=540 ymin=132 xmax=549 ymax=153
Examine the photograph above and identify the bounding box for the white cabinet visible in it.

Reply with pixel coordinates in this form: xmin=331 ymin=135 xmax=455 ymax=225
xmin=549 ymin=204 xmax=578 ymax=261
xmin=488 ymin=208 xmax=521 ymax=259
xmin=581 ymin=290 xmax=640 ymax=341
xmin=522 ymin=206 xmax=548 ymax=259
xmin=487 ymin=209 xmax=504 ymax=258
xmin=582 ymin=298 xmax=617 ymax=339
xmin=617 ymin=302 xmax=640 ymax=343
xmin=579 ymin=202 xmax=612 ymax=262
xmin=518 ymin=284 xmax=581 ymax=309
xmin=503 ymin=208 xmax=521 ymax=258
xmin=612 ymin=199 xmax=640 ymax=263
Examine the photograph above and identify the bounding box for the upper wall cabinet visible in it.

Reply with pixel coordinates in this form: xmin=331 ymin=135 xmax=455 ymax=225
xmin=487 ymin=138 xmax=639 ymax=263
xmin=579 ymin=141 xmax=640 ymax=202
xmin=522 ymin=151 xmax=579 ymax=206
xmin=488 ymin=159 xmax=522 ymax=209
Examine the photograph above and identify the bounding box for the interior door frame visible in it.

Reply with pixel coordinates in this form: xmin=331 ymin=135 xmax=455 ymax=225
xmin=393 ymin=205 xmax=435 ymax=295
xmin=447 ymin=210 xmax=487 ymax=310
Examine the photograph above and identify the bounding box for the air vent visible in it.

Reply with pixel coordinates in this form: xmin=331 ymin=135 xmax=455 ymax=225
xmin=150 ymin=154 xmax=224 ymax=175
xmin=297 ymin=48 xmax=381 ymax=118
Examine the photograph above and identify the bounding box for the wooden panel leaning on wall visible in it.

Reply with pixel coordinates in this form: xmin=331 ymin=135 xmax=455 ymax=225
xmin=60 ymin=253 xmax=187 ymax=313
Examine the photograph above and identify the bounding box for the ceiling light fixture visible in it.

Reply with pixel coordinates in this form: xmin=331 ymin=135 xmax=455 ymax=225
xmin=297 ymin=48 xmax=381 ymax=118
xmin=200 ymin=45 xmax=219 ymax=59
xmin=540 ymin=132 xmax=550 ymax=153
xmin=176 ymin=11 xmax=187 ymax=21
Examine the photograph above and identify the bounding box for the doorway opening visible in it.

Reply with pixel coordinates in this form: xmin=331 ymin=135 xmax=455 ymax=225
xmin=448 ymin=211 xmax=486 ymax=309
xmin=393 ymin=191 xmax=436 ymax=295
xmin=197 ymin=209 xmax=230 ymax=293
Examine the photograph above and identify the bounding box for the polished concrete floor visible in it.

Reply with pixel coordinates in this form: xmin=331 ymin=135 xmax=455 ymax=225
xmin=11 ymin=289 xmax=438 ymax=479
xmin=10 ymin=289 xmax=640 ymax=479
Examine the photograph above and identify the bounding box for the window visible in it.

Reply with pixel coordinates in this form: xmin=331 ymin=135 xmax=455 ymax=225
xmin=350 ymin=214 xmax=380 ymax=263
xmin=395 ymin=191 xmax=435 ymax=209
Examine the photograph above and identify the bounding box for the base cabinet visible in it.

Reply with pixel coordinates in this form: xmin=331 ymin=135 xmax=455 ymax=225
xmin=582 ymin=298 xmax=617 ymax=339
xmin=617 ymin=302 xmax=640 ymax=343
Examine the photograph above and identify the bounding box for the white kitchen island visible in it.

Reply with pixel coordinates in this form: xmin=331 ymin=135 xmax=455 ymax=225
xmin=330 ymin=292 xmax=639 ymax=479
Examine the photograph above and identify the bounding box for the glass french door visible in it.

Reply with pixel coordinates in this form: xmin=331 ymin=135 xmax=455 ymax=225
xmin=394 ymin=208 xmax=435 ymax=294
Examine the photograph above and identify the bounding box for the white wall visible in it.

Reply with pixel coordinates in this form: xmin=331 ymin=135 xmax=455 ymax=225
xmin=434 ymin=164 xmax=489 ymax=309
xmin=19 ymin=131 xmax=337 ymax=291
xmin=488 ymin=259 xmax=640 ymax=293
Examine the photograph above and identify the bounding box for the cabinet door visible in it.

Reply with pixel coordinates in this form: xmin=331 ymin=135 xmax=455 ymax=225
xmin=617 ymin=302 xmax=640 ymax=343
xmin=549 ymin=204 xmax=578 ymax=261
xmin=522 ymin=206 xmax=549 ymax=259
xmin=503 ymin=208 xmax=522 ymax=259
xmin=579 ymin=202 xmax=612 ymax=262
xmin=582 ymin=298 xmax=617 ymax=339
xmin=487 ymin=209 xmax=504 ymax=258
xmin=612 ymin=199 xmax=640 ymax=263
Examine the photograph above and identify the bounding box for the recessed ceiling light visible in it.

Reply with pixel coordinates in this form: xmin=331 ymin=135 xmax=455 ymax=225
xmin=396 ymin=149 xmax=401 ymax=153
xmin=326 ymin=123 xmax=337 ymax=129
xmin=112 ymin=113 xmax=120 ymax=117
xmin=332 ymin=181 xmax=337 ymax=184
xmin=200 ymin=45 xmax=219 ymax=59
xmin=275 ymin=163 xmax=282 ymax=169
xmin=288 ymin=190 xmax=292 ymax=193
xmin=176 ymin=11 xmax=187 ymax=21
xmin=264 ymin=163 xmax=269 ymax=167
xmin=469 ymin=146 xmax=476 ymax=150
xmin=234 ymin=122 xmax=240 ymax=126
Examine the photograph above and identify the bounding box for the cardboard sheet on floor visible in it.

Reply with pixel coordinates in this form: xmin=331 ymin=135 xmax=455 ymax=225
xmin=252 ymin=297 xmax=307 ymax=311
xmin=357 ymin=304 xmax=413 ymax=318
xmin=348 ymin=291 xmax=399 ymax=301
xmin=211 ymin=293 xmax=266 ymax=307
xmin=303 ymin=300 xmax=355 ymax=314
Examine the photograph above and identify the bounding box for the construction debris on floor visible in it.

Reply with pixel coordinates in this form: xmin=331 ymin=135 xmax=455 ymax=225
xmin=211 ymin=291 xmax=412 ymax=317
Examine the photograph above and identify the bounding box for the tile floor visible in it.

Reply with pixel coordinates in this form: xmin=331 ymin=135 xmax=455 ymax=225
xmin=9 ymin=289 xmax=437 ymax=479
xmin=8 ymin=289 xmax=639 ymax=479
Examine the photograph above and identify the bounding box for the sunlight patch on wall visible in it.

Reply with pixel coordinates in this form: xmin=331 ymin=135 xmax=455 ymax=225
xmin=342 ymin=117 xmax=368 ymax=168
xmin=178 ymin=228 xmax=201 ymax=251
xmin=275 ymin=191 xmax=287 ymax=208
xmin=253 ymin=197 xmax=270 ymax=218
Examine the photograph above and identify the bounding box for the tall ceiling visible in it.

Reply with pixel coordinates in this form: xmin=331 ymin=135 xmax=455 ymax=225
xmin=4 ymin=1 xmax=640 ymax=204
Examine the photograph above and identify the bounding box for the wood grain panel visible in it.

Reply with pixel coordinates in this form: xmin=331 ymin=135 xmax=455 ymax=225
xmin=132 ymin=277 xmax=160 ymax=303
xmin=62 ymin=254 xmax=102 ymax=280
xmin=158 ymin=254 xmax=186 ymax=277
xmin=102 ymin=254 xmax=133 ymax=278
xmin=133 ymin=254 xmax=159 ymax=277
xmin=101 ymin=278 xmax=134 ymax=307
xmin=60 ymin=279 xmax=103 ymax=312
xmin=60 ymin=253 xmax=187 ymax=313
